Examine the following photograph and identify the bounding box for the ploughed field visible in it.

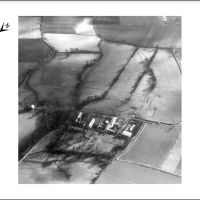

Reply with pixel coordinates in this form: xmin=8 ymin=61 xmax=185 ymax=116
xmin=19 ymin=16 xmax=181 ymax=183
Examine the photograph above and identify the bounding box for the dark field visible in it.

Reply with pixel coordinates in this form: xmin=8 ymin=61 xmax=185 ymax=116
xmin=19 ymin=39 xmax=51 ymax=62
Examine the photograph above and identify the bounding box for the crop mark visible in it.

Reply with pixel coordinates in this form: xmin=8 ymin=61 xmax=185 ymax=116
xmin=119 ymin=48 xmax=158 ymax=107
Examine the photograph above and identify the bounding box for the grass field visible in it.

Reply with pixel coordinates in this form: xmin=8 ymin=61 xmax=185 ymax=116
xmin=118 ymin=123 xmax=181 ymax=175
xmin=19 ymin=39 xmax=51 ymax=62
xmin=19 ymin=17 xmax=52 ymax=62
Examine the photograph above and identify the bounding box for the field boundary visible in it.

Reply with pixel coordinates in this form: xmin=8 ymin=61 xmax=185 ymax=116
xmin=116 ymin=159 xmax=181 ymax=177
xmin=116 ymin=122 xmax=146 ymax=160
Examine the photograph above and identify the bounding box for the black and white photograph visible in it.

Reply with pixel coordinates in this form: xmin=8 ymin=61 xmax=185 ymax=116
xmin=0 ymin=0 xmax=200 ymax=198
xmin=18 ymin=16 xmax=181 ymax=184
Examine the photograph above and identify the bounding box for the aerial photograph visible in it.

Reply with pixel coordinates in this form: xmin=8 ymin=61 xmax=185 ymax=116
xmin=18 ymin=16 xmax=181 ymax=184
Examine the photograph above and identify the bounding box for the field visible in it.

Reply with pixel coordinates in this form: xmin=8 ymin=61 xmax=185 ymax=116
xmin=18 ymin=62 xmax=36 ymax=85
xmin=116 ymin=49 xmax=181 ymax=124
xmin=19 ymin=159 xmax=101 ymax=184
xmin=140 ymin=49 xmax=181 ymax=123
xmin=94 ymin=24 xmax=150 ymax=46
xmin=96 ymin=160 xmax=181 ymax=184
xmin=94 ymin=16 xmax=181 ymax=48
xmin=29 ymin=53 xmax=100 ymax=108
xmin=18 ymin=113 xmax=38 ymax=144
xmin=19 ymin=16 xmax=41 ymax=39
xmin=78 ymin=41 xmax=135 ymax=103
xmin=42 ymin=16 xmax=82 ymax=34
xmin=118 ymin=123 xmax=181 ymax=175
xmin=43 ymin=33 xmax=101 ymax=52
xmin=18 ymin=86 xmax=35 ymax=106
xmin=19 ymin=39 xmax=51 ymax=62
xmin=80 ymin=47 xmax=155 ymax=114
xmin=18 ymin=111 xmax=44 ymax=159
xmin=19 ymin=16 xmax=52 ymax=62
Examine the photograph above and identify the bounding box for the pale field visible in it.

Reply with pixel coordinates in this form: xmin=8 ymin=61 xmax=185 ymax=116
xmin=79 ymin=41 xmax=135 ymax=102
xmin=18 ymin=112 xmax=39 ymax=144
xmin=96 ymin=160 xmax=181 ymax=184
xmin=118 ymin=123 xmax=181 ymax=175
xmin=44 ymin=33 xmax=101 ymax=52
xmin=19 ymin=17 xmax=41 ymax=39
xmin=82 ymin=47 xmax=155 ymax=114
xmin=19 ymin=39 xmax=51 ymax=62
xmin=117 ymin=49 xmax=181 ymax=124
xmin=29 ymin=53 xmax=99 ymax=107
xmin=75 ymin=18 xmax=97 ymax=36
xmin=143 ymin=49 xmax=181 ymax=123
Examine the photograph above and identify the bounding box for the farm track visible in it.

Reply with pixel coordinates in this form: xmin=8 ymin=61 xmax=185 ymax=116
xmin=171 ymin=49 xmax=182 ymax=74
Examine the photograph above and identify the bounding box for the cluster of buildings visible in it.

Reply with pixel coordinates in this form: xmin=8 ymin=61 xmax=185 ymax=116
xmin=68 ymin=111 xmax=138 ymax=138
